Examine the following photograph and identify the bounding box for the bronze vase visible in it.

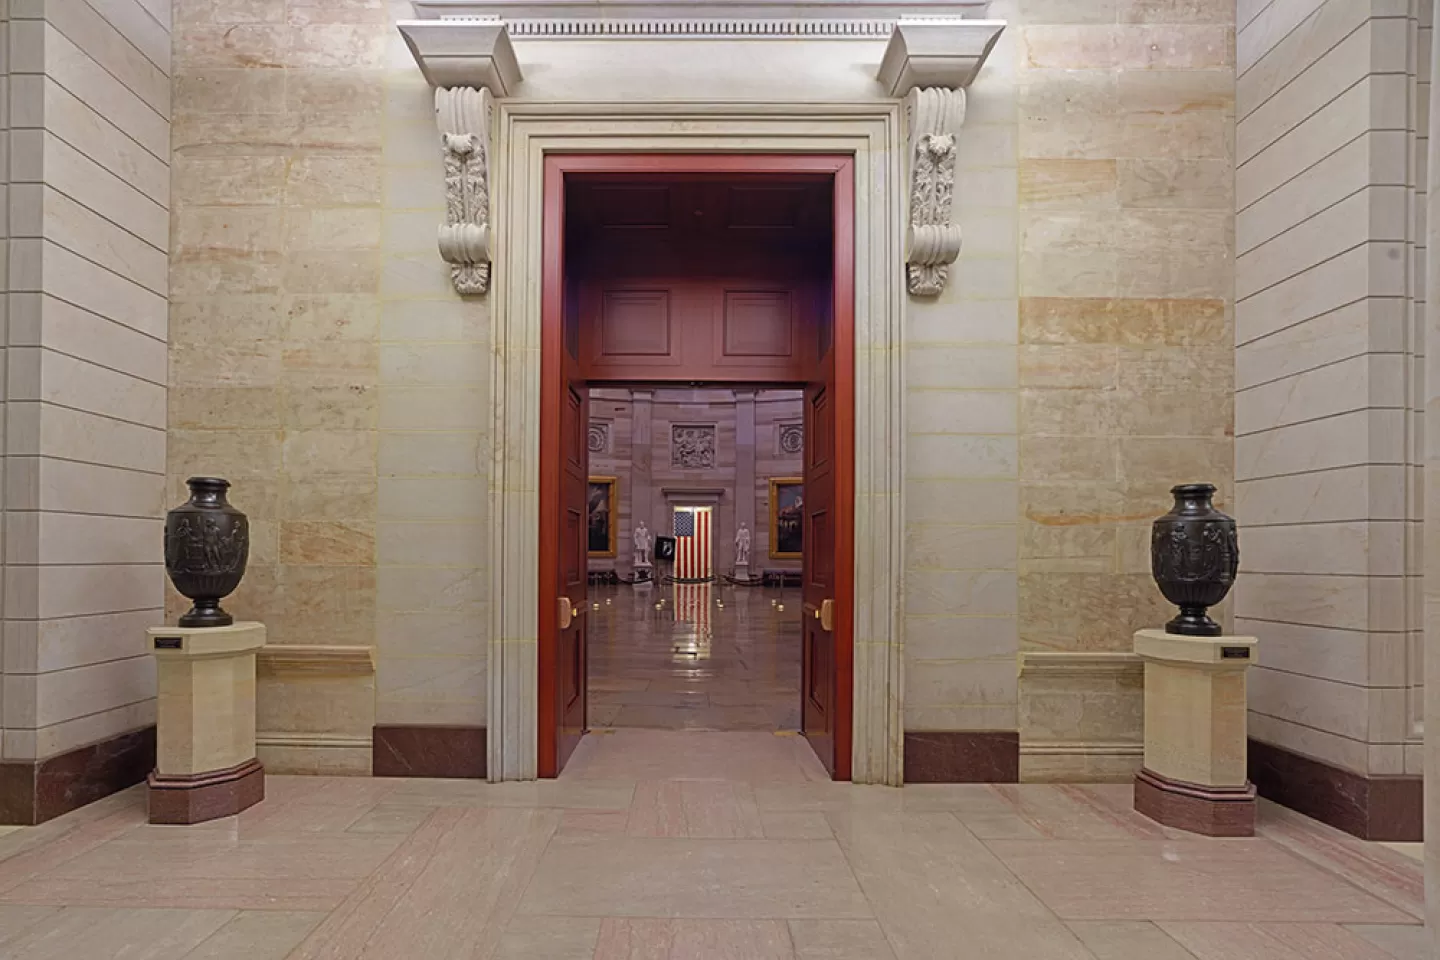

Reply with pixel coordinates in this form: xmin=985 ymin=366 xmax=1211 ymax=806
xmin=164 ymin=477 xmax=249 ymax=628
xmin=1150 ymin=483 xmax=1238 ymax=637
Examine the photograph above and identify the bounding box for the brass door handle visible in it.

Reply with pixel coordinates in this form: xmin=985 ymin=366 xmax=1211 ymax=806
xmin=558 ymin=597 xmax=586 ymax=629
xmin=803 ymin=600 xmax=835 ymax=630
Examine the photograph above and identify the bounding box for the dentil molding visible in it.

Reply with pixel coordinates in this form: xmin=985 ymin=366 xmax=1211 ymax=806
xmin=436 ymin=86 xmax=494 ymax=295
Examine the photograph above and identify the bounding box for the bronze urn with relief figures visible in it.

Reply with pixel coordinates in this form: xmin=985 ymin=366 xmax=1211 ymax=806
xmin=164 ymin=477 xmax=249 ymax=628
xmin=1150 ymin=483 xmax=1238 ymax=637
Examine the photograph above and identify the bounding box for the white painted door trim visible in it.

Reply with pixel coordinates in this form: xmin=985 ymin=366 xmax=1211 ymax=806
xmin=485 ymin=101 xmax=906 ymax=785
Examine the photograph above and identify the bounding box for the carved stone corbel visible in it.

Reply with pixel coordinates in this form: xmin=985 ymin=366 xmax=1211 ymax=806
xmin=904 ymin=86 xmax=966 ymax=297
xmin=435 ymin=86 xmax=492 ymax=296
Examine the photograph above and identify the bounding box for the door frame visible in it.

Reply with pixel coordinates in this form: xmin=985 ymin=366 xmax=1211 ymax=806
xmin=538 ymin=153 xmax=856 ymax=779
xmin=488 ymin=104 xmax=905 ymax=785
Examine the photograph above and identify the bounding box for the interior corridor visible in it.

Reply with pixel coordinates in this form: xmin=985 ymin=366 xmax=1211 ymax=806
xmin=587 ymin=583 xmax=803 ymax=732
xmin=0 ymin=731 xmax=1424 ymax=959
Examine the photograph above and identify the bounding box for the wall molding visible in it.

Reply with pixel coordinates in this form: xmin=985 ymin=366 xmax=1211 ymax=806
xmin=1019 ymin=651 xmax=1144 ymax=783
xmin=256 ymin=646 xmax=375 ymax=776
xmin=1019 ymin=651 xmax=1144 ymax=677
xmin=257 ymin=644 xmax=375 ymax=676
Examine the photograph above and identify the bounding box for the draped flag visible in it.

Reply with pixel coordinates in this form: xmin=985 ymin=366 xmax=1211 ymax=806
xmin=673 ymin=506 xmax=712 ymax=580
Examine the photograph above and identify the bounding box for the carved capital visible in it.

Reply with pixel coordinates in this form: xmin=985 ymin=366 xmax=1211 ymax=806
xmin=436 ymin=86 xmax=493 ymax=296
xmin=904 ymin=86 xmax=965 ymax=297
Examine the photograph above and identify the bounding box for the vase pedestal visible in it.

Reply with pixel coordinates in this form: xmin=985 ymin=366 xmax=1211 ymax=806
xmin=1132 ymin=628 xmax=1257 ymax=837
xmin=147 ymin=622 xmax=266 ymax=825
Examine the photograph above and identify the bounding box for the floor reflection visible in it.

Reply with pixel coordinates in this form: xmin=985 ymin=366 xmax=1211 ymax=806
xmin=587 ymin=581 xmax=802 ymax=731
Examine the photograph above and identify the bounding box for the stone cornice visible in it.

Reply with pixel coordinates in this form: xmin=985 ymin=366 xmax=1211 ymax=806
xmin=399 ymin=13 xmax=1003 ymax=96
xmin=411 ymin=1 xmax=991 ymax=21
xmin=398 ymin=18 xmax=523 ymax=93
xmin=878 ymin=17 xmax=1005 ymax=94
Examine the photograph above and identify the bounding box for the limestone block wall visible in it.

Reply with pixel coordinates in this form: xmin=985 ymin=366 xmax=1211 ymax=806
xmin=1234 ymin=0 xmax=1426 ymax=788
xmin=903 ymin=0 xmax=1236 ymax=780
xmin=168 ymin=1 xmax=487 ymax=770
xmin=589 ymin=387 xmax=803 ymax=577
xmin=3 ymin=0 xmax=170 ymax=770
xmin=164 ymin=0 xmax=1241 ymax=782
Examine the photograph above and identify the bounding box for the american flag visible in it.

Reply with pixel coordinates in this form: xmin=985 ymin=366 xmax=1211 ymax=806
xmin=673 ymin=506 xmax=712 ymax=580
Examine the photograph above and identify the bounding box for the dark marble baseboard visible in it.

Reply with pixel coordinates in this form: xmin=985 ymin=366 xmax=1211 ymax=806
xmin=903 ymin=731 xmax=1019 ymax=783
xmin=373 ymin=725 xmax=487 ymax=779
xmin=0 ymin=725 xmax=156 ymax=825
xmin=1248 ymin=738 xmax=1422 ymax=841
xmin=1134 ymin=767 xmax=1255 ymax=837
xmin=149 ymin=758 xmax=265 ymax=825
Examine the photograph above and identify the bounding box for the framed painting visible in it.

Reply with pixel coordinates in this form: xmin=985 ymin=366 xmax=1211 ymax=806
xmin=588 ymin=476 xmax=617 ymax=558
xmin=769 ymin=477 xmax=803 ymax=559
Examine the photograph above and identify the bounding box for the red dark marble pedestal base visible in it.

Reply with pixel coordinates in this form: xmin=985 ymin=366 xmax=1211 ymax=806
xmin=148 ymin=758 xmax=264 ymax=825
xmin=1134 ymin=767 xmax=1256 ymax=837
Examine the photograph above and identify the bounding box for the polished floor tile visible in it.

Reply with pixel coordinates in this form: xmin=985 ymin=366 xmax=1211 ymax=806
xmin=588 ymin=584 xmax=802 ymax=732
xmin=1066 ymin=920 xmax=1197 ymax=960
xmin=563 ymin=729 xmax=829 ymax=783
xmin=0 ymin=749 xmax=1428 ymax=959
xmin=518 ymin=836 xmax=872 ymax=919
xmin=985 ymin=838 xmax=1414 ymax=923
xmin=497 ymin=916 xmax=602 ymax=959
xmin=0 ymin=906 xmax=234 ymax=960
xmin=1346 ymin=923 xmax=1432 ymax=960
xmin=1159 ymin=922 xmax=1402 ymax=959
xmin=185 ymin=911 xmax=325 ymax=960
xmin=592 ymin=919 xmax=793 ymax=959
xmin=1257 ymin=800 xmax=1425 ymax=921
xmin=830 ymin=809 xmax=1095 ymax=959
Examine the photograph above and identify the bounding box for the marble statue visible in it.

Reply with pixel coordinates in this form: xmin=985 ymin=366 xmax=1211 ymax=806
xmin=735 ymin=522 xmax=752 ymax=566
xmin=633 ymin=521 xmax=652 ymax=567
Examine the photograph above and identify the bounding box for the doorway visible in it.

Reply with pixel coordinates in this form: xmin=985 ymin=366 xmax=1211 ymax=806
xmin=538 ymin=156 xmax=855 ymax=779
xmin=584 ymin=385 xmax=805 ymax=735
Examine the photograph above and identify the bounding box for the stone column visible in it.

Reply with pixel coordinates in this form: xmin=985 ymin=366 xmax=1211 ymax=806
xmin=631 ymin=390 xmax=654 ymax=576
xmin=734 ymin=389 xmax=757 ymax=578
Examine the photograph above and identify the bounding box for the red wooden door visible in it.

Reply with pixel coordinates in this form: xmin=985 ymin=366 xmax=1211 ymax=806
xmin=539 ymin=165 xmax=590 ymax=778
xmin=801 ymin=373 xmax=837 ymax=774
xmin=554 ymin=371 xmax=589 ymax=772
xmin=800 ymin=165 xmax=853 ymax=781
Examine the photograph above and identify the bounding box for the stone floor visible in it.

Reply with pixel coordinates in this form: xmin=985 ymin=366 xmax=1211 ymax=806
xmin=588 ymin=582 xmax=801 ymax=731
xmin=0 ymin=729 xmax=1427 ymax=959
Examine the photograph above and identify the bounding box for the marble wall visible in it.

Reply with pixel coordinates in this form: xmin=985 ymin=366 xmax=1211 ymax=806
xmin=903 ymin=0 xmax=1236 ymax=780
xmin=164 ymin=0 xmax=1238 ymax=780
xmin=1235 ymin=0 xmax=1426 ymax=783
xmin=168 ymin=0 xmax=486 ymax=771
xmin=589 ymin=388 xmax=804 ymax=577
xmin=3 ymin=0 xmax=170 ymax=767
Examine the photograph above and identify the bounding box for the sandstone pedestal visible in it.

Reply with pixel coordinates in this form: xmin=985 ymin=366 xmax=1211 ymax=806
xmin=148 ymin=622 xmax=266 ymax=824
xmin=1132 ymin=628 xmax=1257 ymax=837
